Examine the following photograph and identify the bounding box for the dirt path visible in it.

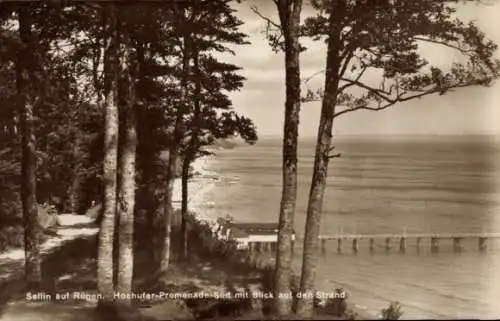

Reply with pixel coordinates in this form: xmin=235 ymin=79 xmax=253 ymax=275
xmin=0 ymin=215 xmax=97 ymax=282
xmin=0 ymin=215 xmax=98 ymax=320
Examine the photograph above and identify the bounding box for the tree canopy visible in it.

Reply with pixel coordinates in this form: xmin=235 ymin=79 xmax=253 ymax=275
xmin=301 ymin=0 xmax=500 ymax=114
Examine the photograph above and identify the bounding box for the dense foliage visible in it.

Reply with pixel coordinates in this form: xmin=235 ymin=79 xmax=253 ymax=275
xmin=0 ymin=1 xmax=257 ymax=230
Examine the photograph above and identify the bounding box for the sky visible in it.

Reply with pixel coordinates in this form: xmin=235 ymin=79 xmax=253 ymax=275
xmin=222 ymin=0 xmax=500 ymax=137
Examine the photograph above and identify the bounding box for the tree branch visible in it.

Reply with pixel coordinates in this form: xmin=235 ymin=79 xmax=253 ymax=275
xmin=413 ymin=36 xmax=476 ymax=55
xmin=338 ymin=62 xmax=368 ymax=93
xmin=333 ymin=79 xmax=491 ymax=119
xmin=303 ymin=69 xmax=325 ymax=84
xmin=327 ymin=145 xmax=341 ymax=159
xmin=249 ymin=5 xmax=281 ymax=30
xmin=339 ymin=76 xmax=395 ymax=99
xmin=327 ymin=153 xmax=341 ymax=159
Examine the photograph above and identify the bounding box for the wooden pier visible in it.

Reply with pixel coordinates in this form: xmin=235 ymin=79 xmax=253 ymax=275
xmin=245 ymin=232 xmax=500 ymax=255
xmin=316 ymin=232 xmax=500 ymax=252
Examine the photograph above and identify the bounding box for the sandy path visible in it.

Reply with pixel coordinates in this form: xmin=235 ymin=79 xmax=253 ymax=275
xmin=0 ymin=215 xmax=98 ymax=282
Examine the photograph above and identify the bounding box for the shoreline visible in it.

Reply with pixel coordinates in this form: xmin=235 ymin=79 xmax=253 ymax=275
xmin=172 ymin=153 xmax=379 ymax=320
xmin=172 ymin=155 xmax=223 ymax=234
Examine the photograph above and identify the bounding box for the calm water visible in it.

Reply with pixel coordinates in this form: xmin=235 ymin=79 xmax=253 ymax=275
xmin=199 ymin=135 xmax=500 ymax=319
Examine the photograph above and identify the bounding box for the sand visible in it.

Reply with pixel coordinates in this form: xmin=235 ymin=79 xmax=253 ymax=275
xmin=172 ymin=155 xmax=224 ymax=236
xmin=0 ymin=215 xmax=98 ymax=282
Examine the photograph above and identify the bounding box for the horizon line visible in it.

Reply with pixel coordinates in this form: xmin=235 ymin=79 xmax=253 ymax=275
xmin=257 ymin=133 xmax=500 ymax=139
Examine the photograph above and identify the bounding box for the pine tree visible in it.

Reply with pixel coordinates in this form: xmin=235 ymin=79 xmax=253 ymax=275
xmin=97 ymin=3 xmax=120 ymax=304
xmin=251 ymin=0 xmax=304 ymax=314
xmin=179 ymin=51 xmax=257 ymax=260
xmin=16 ymin=5 xmax=41 ymax=290
xmin=297 ymin=0 xmax=500 ymax=317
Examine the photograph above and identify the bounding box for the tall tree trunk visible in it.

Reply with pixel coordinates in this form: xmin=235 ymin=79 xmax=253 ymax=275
xmin=273 ymin=0 xmax=303 ymax=316
xmin=145 ymin=138 xmax=162 ymax=267
xmin=116 ymin=30 xmax=137 ymax=305
xmin=116 ymin=112 xmax=137 ymax=302
xmin=134 ymin=41 xmax=161 ymax=263
xmin=180 ymin=47 xmax=201 ymax=261
xmin=296 ymin=2 xmax=344 ymax=318
xmin=97 ymin=4 xmax=119 ymax=304
xmin=160 ymin=33 xmax=191 ymax=272
xmin=17 ymin=6 xmax=41 ymax=290
xmin=180 ymin=157 xmax=189 ymax=260
xmin=160 ymin=151 xmax=176 ymax=272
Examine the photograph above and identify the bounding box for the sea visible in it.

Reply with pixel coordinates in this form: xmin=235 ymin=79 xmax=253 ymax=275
xmin=194 ymin=135 xmax=500 ymax=319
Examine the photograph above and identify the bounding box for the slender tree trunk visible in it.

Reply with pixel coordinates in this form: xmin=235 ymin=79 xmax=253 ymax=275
xmin=20 ymin=96 xmax=41 ymax=288
xmin=160 ymin=151 xmax=176 ymax=272
xmin=116 ymin=111 xmax=137 ymax=303
xmin=70 ymin=135 xmax=86 ymax=214
xmin=296 ymin=2 xmax=344 ymax=318
xmin=69 ymin=172 xmax=85 ymax=214
xmin=116 ymin=30 xmax=137 ymax=305
xmin=180 ymin=157 xmax=189 ymax=260
xmin=273 ymin=0 xmax=303 ymax=316
xmin=134 ymin=42 xmax=160 ymax=263
xmin=160 ymin=33 xmax=191 ymax=272
xmin=17 ymin=6 xmax=41 ymax=291
xmin=180 ymin=48 xmax=201 ymax=261
xmin=97 ymin=4 xmax=119 ymax=304
xmin=148 ymin=145 xmax=163 ymax=267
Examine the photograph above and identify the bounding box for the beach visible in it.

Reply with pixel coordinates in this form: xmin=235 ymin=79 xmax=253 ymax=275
xmin=172 ymin=155 xmax=222 ymax=229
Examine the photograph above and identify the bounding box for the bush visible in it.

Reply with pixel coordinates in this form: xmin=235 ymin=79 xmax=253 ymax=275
xmin=0 ymin=158 xmax=21 ymax=225
xmin=321 ymin=288 xmax=348 ymax=317
xmin=0 ymin=225 xmax=24 ymax=251
xmin=186 ymin=213 xmax=243 ymax=262
xmin=380 ymin=301 xmax=403 ymax=320
xmin=0 ymin=219 xmax=50 ymax=251
xmin=0 ymin=170 xmax=56 ymax=250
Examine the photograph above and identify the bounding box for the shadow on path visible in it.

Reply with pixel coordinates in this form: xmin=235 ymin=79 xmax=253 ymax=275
xmin=0 ymin=236 xmax=98 ymax=320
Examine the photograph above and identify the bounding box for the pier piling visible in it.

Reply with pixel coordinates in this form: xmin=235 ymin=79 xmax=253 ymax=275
xmin=352 ymin=238 xmax=359 ymax=253
xmin=385 ymin=237 xmax=391 ymax=251
xmin=479 ymin=237 xmax=487 ymax=251
xmin=431 ymin=237 xmax=439 ymax=252
xmin=400 ymin=237 xmax=407 ymax=252
xmin=453 ymin=237 xmax=463 ymax=252
xmin=369 ymin=238 xmax=375 ymax=252
xmin=321 ymin=239 xmax=327 ymax=254
xmin=337 ymin=238 xmax=343 ymax=253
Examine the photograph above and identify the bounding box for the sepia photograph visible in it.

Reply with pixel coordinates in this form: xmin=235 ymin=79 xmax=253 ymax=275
xmin=0 ymin=0 xmax=499 ymax=320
